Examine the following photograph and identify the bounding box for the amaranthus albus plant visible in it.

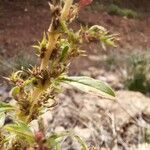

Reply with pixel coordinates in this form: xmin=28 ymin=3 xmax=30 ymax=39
xmin=0 ymin=0 xmax=117 ymax=149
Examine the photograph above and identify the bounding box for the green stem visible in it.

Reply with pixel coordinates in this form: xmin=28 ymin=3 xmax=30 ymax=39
xmin=26 ymin=0 xmax=74 ymax=123
xmin=40 ymin=33 xmax=59 ymax=70
xmin=61 ymin=0 xmax=73 ymax=20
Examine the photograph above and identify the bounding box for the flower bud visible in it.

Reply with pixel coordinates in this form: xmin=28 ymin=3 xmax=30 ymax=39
xmin=79 ymin=0 xmax=93 ymax=8
xmin=35 ymin=131 xmax=44 ymax=142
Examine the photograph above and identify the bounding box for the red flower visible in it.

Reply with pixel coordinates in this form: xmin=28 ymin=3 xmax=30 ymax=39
xmin=79 ymin=0 xmax=93 ymax=8
xmin=35 ymin=131 xmax=44 ymax=142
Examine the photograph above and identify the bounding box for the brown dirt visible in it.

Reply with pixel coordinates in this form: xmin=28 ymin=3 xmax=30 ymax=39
xmin=0 ymin=1 xmax=150 ymax=58
xmin=0 ymin=0 xmax=149 ymax=80
xmin=0 ymin=2 xmax=50 ymax=58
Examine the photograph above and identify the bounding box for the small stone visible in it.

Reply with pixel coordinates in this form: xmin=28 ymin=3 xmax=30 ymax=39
xmin=97 ymin=76 xmax=107 ymax=82
xmin=30 ymin=120 xmax=39 ymax=133
xmin=74 ymin=126 xmax=91 ymax=139
xmin=88 ymin=55 xmax=100 ymax=62
xmin=24 ymin=8 xmax=28 ymax=12
xmin=55 ymin=126 xmax=65 ymax=133
xmin=81 ymin=71 xmax=92 ymax=77
xmin=41 ymin=111 xmax=53 ymax=127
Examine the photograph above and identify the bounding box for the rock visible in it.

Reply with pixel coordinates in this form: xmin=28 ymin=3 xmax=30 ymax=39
xmin=41 ymin=111 xmax=53 ymax=127
xmin=81 ymin=70 xmax=92 ymax=77
xmin=52 ymin=90 xmax=150 ymax=149
xmin=97 ymin=76 xmax=107 ymax=82
xmin=30 ymin=120 xmax=39 ymax=133
xmin=88 ymin=55 xmax=101 ymax=62
xmin=54 ymin=126 xmax=65 ymax=133
xmin=0 ymin=85 xmax=9 ymax=102
xmin=128 ymin=144 xmax=150 ymax=150
xmin=88 ymin=67 xmax=104 ymax=77
xmin=107 ymin=74 xmax=118 ymax=83
xmin=97 ymin=73 xmax=123 ymax=90
xmin=74 ymin=126 xmax=92 ymax=139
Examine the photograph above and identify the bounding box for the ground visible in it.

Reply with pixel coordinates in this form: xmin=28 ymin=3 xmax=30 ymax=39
xmin=0 ymin=0 xmax=150 ymax=80
xmin=0 ymin=0 xmax=150 ymax=149
xmin=0 ymin=1 xmax=150 ymax=62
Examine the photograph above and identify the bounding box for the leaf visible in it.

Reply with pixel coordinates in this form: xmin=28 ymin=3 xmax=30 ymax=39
xmin=32 ymin=45 xmax=41 ymax=54
xmin=24 ymin=78 xmax=38 ymax=91
xmin=10 ymin=86 xmax=20 ymax=98
xmin=74 ymin=135 xmax=87 ymax=150
xmin=47 ymin=132 xmax=88 ymax=150
xmin=5 ymin=122 xmax=35 ymax=144
xmin=41 ymin=32 xmax=47 ymax=47
xmin=47 ymin=134 xmax=62 ymax=150
xmin=0 ymin=112 xmax=5 ymax=128
xmin=89 ymin=25 xmax=106 ymax=32
xmin=60 ymin=46 xmax=69 ymax=61
xmin=32 ymin=45 xmax=41 ymax=50
xmin=60 ymin=76 xmax=115 ymax=99
xmin=0 ymin=102 xmax=15 ymax=113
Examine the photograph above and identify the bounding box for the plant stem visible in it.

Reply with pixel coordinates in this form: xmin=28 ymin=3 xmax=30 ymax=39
xmin=61 ymin=0 xmax=73 ymax=20
xmin=40 ymin=0 xmax=73 ymax=70
xmin=27 ymin=0 xmax=74 ymax=123
xmin=40 ymin=33 xmax=59 ymax=70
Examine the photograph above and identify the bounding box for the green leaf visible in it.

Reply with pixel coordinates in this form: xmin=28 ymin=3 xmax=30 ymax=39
xmin=74 ymin=135 xmax=87 ymax=150
xmin=5 ymin=122 xmax=35 ymax=144
xmin=0 ymin=112 xmax=5 ymax=128
xmin=32 ymin=45 xmax=41 ymax=50
xmin=10 ymin=86 xmax=20 ymax=98
xmin=60 ymin=76 xmax=115 ymax=99
xmin=41 ymin=32 xmax=47 ymax=47
xmin=47 ymin=132 xmax=88 ymax=150
xmin=89 ymin=25 xmax=106 ymax=32
xmin=47 ymin=134 xmax=62 ymax=150
xmin=0 ymin=102 xmax=15 ymax=113
xmin=101 ymin=36 xmax=116 ymax=48
xmin=32 ymin=45 xmax=41 ymax=54
xmin=60 ymin=46 xmax=69 ymax=61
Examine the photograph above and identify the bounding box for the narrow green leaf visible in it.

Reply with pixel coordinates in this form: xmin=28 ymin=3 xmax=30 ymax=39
xmin=32 ymin=45 xmax=41 ymax=54
xmin=47 ymin=132 xmax=88 ymax=150
xmin=10 ymin=86 xmax=20 ymax=98
xmin=32 ymin=45 xmax=41 ymax=50
xmin=41 ymin=32 xmax=47 ymax=47
xmin=0 ymin=102 xmax=15 ymax=113
xmin=5 ymin=122 xmax=35 ymax=143
xmin=60 ymin=46 xmax=69 ymax=61
xmin=60 ymin=76 xmax=116 ymax=99
xmin=74 ymin=135 xmax=88 ymax=150
xmin=47 ymin=134 xmax=62 ymax=150
xmin=0 ymin=112 xmax=5 ymax=128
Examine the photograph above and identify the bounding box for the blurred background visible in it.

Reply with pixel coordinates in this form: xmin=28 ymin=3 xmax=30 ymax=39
xmin=0 ymin=0 xmax=150 ymax=149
